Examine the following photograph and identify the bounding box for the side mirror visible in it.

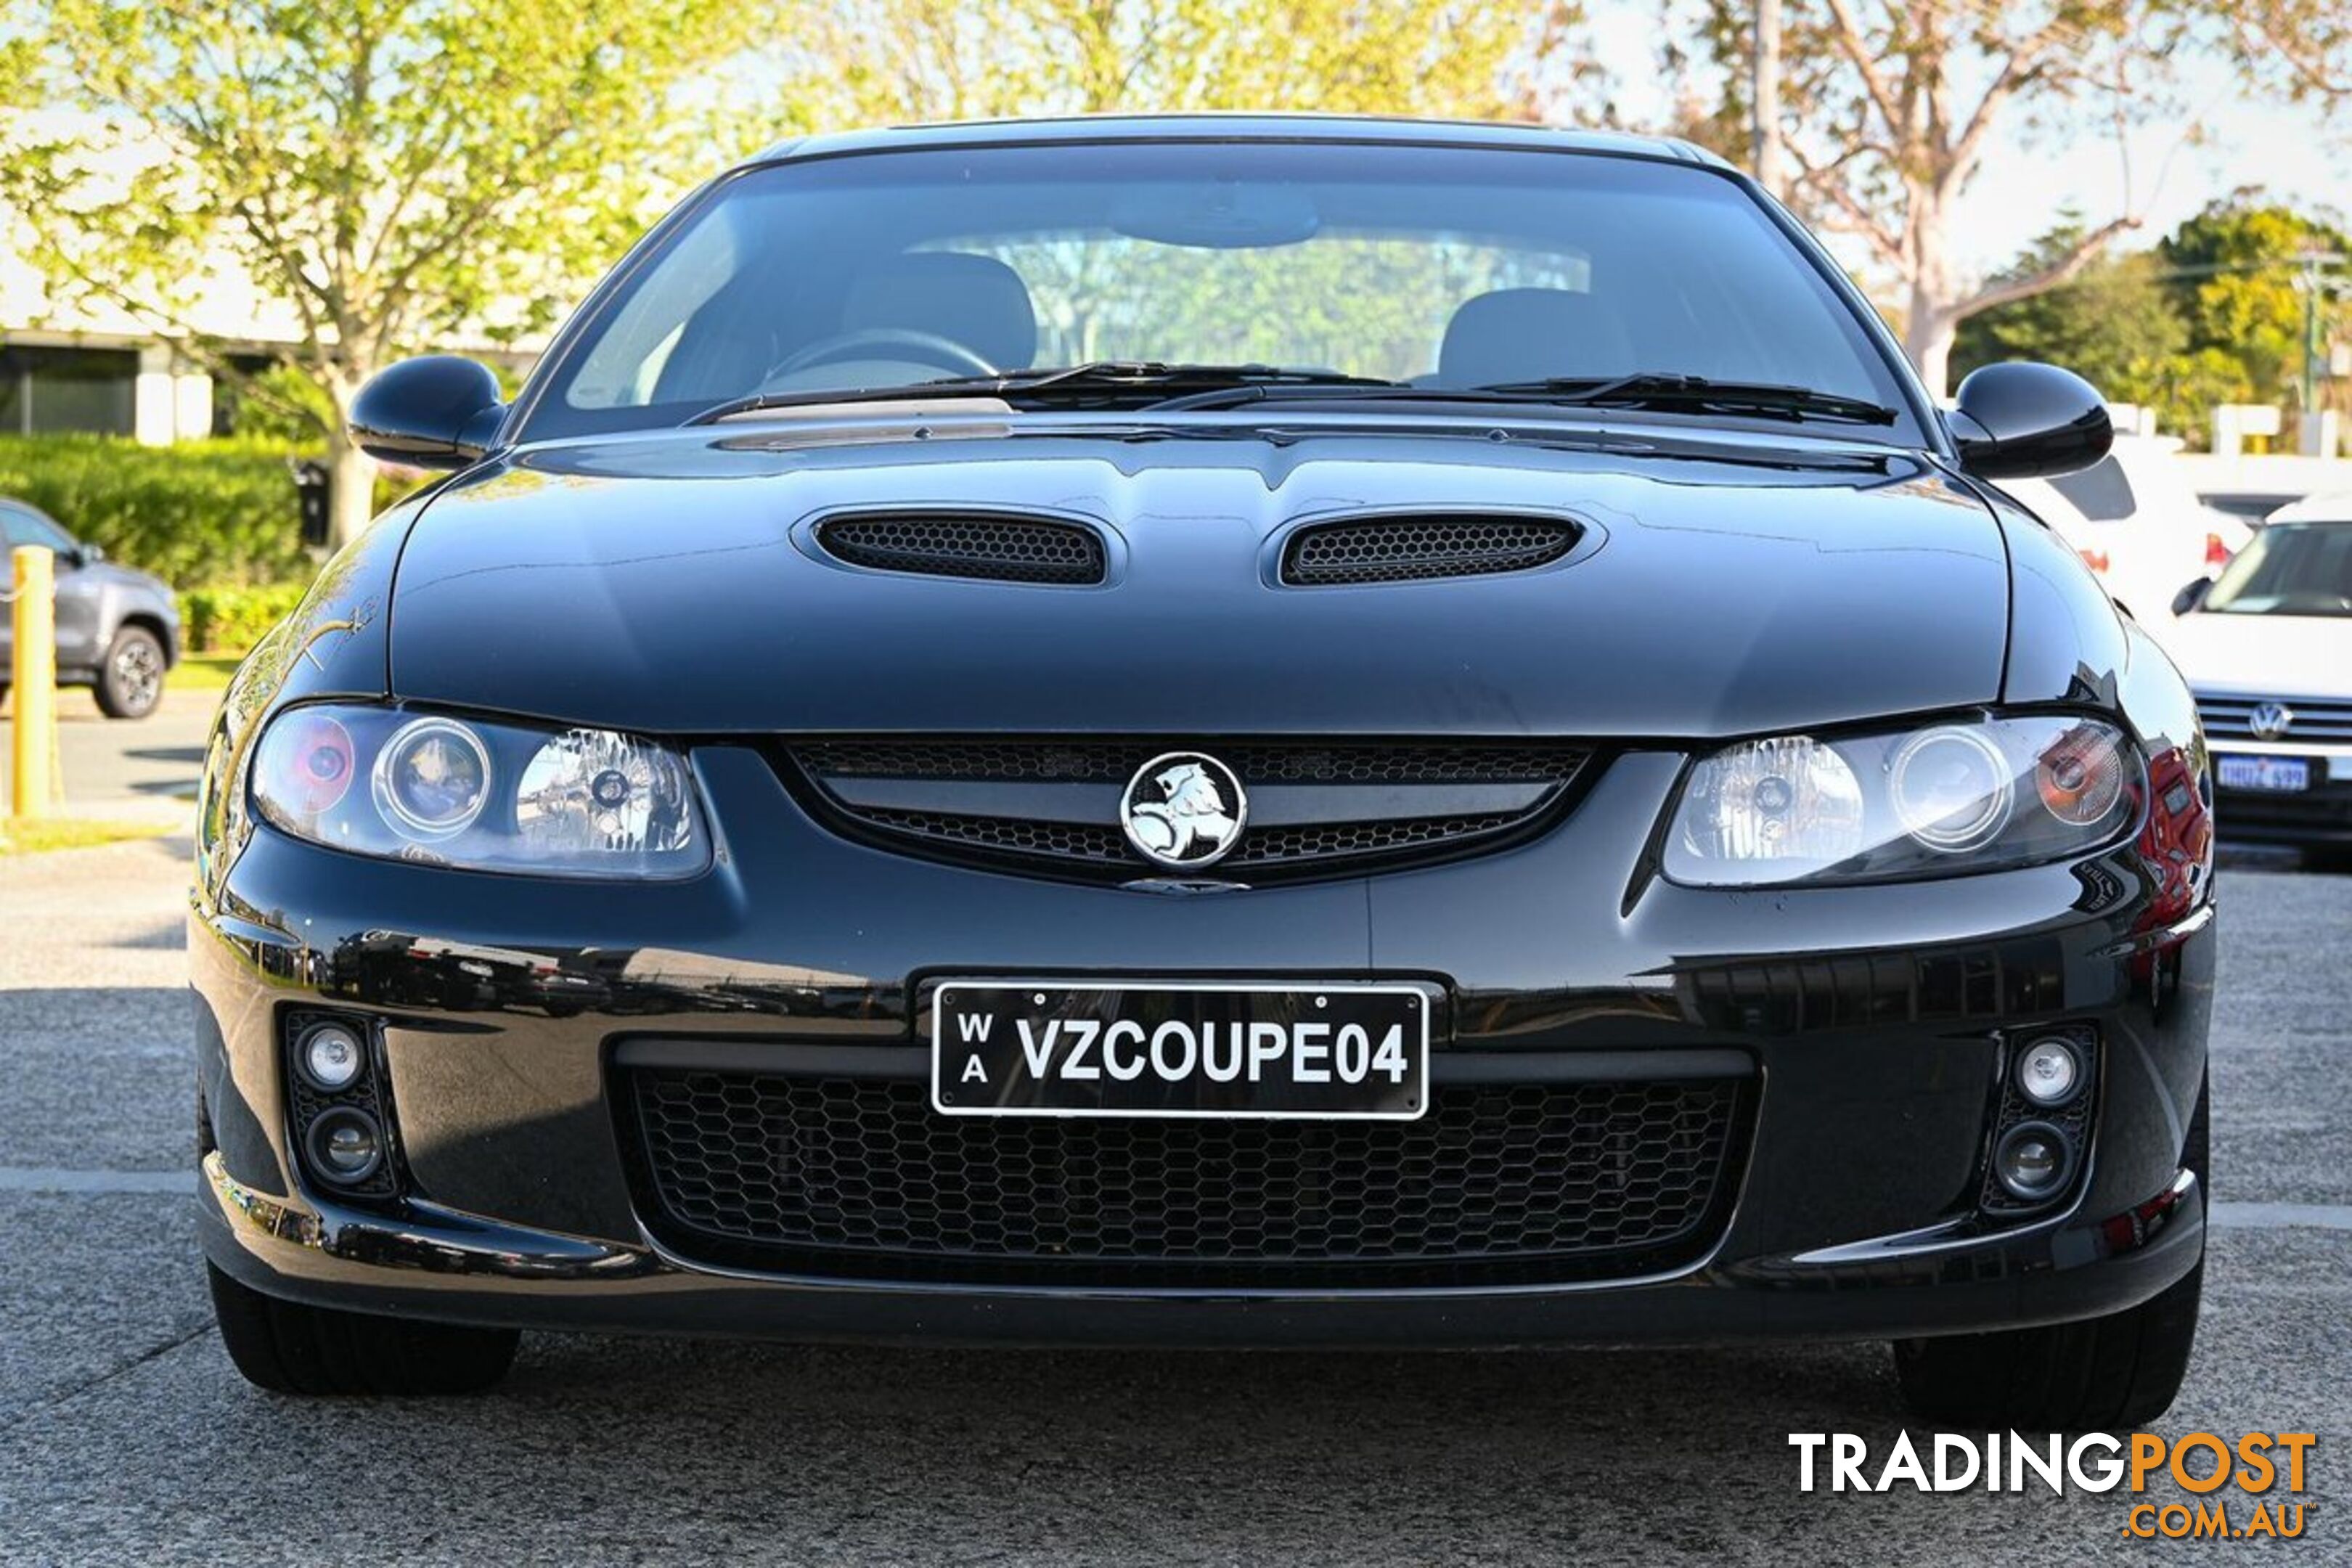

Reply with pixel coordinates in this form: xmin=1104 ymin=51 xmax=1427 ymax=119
xmin=348 ymin=356 xmax=506 ymax=469
xmin=2171 ymin=578 xmax=2213 ymax=617
xmin=1948 ymin=362 xmax=2112 ymax=481
xmin=69 ymin=542 xmax=102 ymax=568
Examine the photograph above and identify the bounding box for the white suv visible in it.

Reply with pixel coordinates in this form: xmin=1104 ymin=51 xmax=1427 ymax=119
xmin=2166 ymin=493 xmax=2352 ymax=859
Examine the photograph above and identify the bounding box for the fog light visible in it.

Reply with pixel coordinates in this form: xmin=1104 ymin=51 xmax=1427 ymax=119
xmin=1994 ymin=1121 xmax=2073 ymax=1203
xmin=2016 ymin=1037 xmax=2083 ymax=1106
xmin=296 ymin=1021 xmax=367 ymax=1092
xmin=305 ymin=1108 xmax=385 ymax=1185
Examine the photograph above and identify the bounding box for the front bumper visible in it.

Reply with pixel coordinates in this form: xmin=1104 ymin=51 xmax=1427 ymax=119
xmin=194 ymin=747 xmax=2215 ymax=1346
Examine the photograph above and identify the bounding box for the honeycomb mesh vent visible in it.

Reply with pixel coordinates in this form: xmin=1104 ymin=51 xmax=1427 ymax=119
xmin=1283 ymin=514 xmax=1580 ymax=585
xmin=817 ymin=513 xmax=1106 ymax=584
xmin=624 ymin=1069 xmax=1747 ymax=1287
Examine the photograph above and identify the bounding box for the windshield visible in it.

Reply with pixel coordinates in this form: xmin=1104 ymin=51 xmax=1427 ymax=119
xmin=521 ymin=140 xmax=1916 ymax=442
xmin=2202 ymin=522 xmax=2352 ymax=616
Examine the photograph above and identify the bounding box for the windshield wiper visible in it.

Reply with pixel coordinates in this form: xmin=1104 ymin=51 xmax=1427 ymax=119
xmin=685 ymin=362 xmax=1403 ymax=425
xmin=997 ymin=361 xmax=1404 ymax=399
xmin=1472 ymin=372 xmax=1898 ymax=425
xmin=1153 ymin=371 xmax=1898 ymax=425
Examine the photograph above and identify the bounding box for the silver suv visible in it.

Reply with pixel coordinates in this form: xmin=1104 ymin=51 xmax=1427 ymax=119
xmin=0 ymin=498 xmax=180 ymax=719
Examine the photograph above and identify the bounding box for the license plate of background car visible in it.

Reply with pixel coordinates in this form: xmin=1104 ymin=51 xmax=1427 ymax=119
xmin=2217 ymin=754 xmax=2314 ymax=792
xmin=931 ymin=981 xmax=1429 ymax=1119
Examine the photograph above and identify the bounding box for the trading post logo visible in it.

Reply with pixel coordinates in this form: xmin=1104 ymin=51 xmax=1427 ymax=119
xmin=1792 ymin=1431 xmax=2314 ymax=1540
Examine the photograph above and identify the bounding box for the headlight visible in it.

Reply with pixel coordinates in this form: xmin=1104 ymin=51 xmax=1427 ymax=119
xmin=251 ymin=704 xmax=706 ymax=878
xmin=1665 ymin=714 xmax=2141 ymax=887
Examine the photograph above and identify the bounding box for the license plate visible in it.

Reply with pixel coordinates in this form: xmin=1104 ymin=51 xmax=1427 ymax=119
xmin=2217 ymin=754 xmax=2314 ymax=792
xmin=931 ymin=981 xmax=1430 ymax=1119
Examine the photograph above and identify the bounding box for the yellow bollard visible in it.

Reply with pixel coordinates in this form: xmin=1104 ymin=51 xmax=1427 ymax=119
xmin=10 ymin=544 xmax=56 ymax=822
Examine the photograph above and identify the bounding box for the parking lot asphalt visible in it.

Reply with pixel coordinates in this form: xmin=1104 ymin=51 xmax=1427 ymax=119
xmin=0 ymin=688 xmax=211 ymax=822
xmin=0 ymin=828 xmax=2345 ymax=1564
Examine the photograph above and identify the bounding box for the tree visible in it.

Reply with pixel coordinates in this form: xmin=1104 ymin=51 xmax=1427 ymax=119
xmin=775 ymin=1 xmax=1591 ymax=383
xmin=796 ymin=0 xmax=1583 ymax=123
xmin=0 ymin=0 xmax=769 ymax=545
xmin=1950 ymin=221 xmax=2250 ymax=443
xmin=1952 ymin=222 xmax=2188 ymax=403
xmin=1661 ymin=0 xmax=2352 ymax=396
xmin=2159 ymin=197 xmax=2352 ymax=413
xmin=1953 ymin=200 xmax=2352 ymax=446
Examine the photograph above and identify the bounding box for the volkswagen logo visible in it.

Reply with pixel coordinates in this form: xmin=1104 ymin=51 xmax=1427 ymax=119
xmin=2249 ymin=701 xmax=2295 ymax=741
xmin=1121 ymin=751 xmax=1249 ymax=870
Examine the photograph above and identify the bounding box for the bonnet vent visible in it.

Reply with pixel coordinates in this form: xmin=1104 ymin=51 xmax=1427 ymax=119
xmin=816 ymin=513 xmax=1106 ymax=584
xmin=1282 ymin=513 xmax=1580 ymax=586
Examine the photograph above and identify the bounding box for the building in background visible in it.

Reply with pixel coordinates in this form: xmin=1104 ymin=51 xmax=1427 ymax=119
xmin=0 ymin=196 xmax=535 ymax=446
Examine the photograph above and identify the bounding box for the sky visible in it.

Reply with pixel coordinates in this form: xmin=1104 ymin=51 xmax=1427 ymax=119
xmin=1582 ymin=3 xmax=2351 ymax=278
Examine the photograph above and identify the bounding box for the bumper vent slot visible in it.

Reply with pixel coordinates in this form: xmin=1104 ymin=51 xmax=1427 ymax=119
xmin=1282 ymin=513 xmax=1579 ymax=585
xmin=816 ymin=513 xmax=1106 ymax=584
xmin=783 ymin=738 xmax=1596 ymax=882
xmin=621 ymin=1068 xmax=1749 ymax=1287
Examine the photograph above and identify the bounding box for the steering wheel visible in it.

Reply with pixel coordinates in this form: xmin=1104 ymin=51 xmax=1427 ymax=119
xmin=766 ymin=328 xmax=1000 ymax=383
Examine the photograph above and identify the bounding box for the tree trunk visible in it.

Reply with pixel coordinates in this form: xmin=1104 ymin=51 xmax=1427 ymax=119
xmin=1904 ymin=306 xmax=1957 ymax=401
xmin=322 ymin=406 xmax=378 ymax=551
xmin=1751 ymin=0 xmax=1784 ymax=197
xmin=1903 ymin=189 xmax=1959 ymax=400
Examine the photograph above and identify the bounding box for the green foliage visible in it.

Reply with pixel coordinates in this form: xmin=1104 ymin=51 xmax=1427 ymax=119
xmin=1659 ymin=0 xmax=2352 ymax=390
xmin=2160 ymin=199 xmax=2351 ymax=407
xmin=0 ymin=435 xmax=312 ymax=587
xmin=1953 ymin=225 xmax=2194 ymax=400
xmin=1955 ymin=198 xmax=2351 ymax=448
xmin=176 ymin=582 xmax=311 ymax=653
xmin=801 ymin=0 xmax=1569 ymax=121
xmin=0 ymin=0 xmax=775 ymax=543
xmin=215 ymin=364 xmax=335 ymax=444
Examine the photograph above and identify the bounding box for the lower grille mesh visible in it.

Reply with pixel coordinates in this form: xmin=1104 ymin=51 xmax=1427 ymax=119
xmin=854 ymin=805 xmax=1527 ymax=868
xmin=624 ymin=1069 xmax=1747 ymax=1286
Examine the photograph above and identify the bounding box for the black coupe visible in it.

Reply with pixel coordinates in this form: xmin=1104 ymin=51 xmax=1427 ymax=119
xmin=192 ymin=118 xmax=2214 ymax=1427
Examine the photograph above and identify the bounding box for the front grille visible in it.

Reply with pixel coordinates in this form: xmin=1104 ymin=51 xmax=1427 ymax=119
xmin=622 ymin=1069 xmax=1748 ymax=1286
xmin=794 ymin=739 xmax=1580 ymax=784
xmin=1281 ymin=513 xmax=1580 ymax=584
xmin=785 ymin=738 xmax=1596 ymax=881
xmin=814 ymin=513 xmax=1106 ymax=584
xmin=2196 ymin=691 xmax=2352 ymax=744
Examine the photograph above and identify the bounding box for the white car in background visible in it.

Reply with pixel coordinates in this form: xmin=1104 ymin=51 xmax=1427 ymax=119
xmin=2001 ymin=434 xmax=2253 ymax=625
xmin=2165 ymin=492 xmax=2352 ymax=862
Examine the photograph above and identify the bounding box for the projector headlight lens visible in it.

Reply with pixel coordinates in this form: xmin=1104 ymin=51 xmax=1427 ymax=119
xmin=372 ymin=717 xmax=491 ymax=839
xmin=250 ymin=709 xmax=355 ymax=823
xmin=1665 ymin=714 xmax=2143 ymax=886
xmin=1889 ymin=725 xmax=2013 ymax=852
xmin=250 ymin=705 xmax=707 ymax=878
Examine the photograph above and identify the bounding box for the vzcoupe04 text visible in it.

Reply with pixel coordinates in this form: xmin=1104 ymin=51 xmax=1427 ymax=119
xmin=192 ymin=117 xmax=2214 ymax=1426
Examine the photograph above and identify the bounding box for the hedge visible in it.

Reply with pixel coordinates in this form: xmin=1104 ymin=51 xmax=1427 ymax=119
xmin=0 ymin=433 xmax=314 ymax=589
xmin=178 ymin=582 xmax=311 ymax=654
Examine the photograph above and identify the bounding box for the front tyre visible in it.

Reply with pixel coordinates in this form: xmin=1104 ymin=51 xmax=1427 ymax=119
xmin=1892 ymin=1076 xmax=2208 ymax=1429
xmin=94 ymin=626 xmax=166 ymax=719
xmin=208 ymin=1263 xmax=519 ymax=1395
